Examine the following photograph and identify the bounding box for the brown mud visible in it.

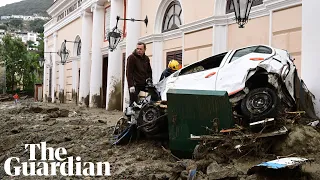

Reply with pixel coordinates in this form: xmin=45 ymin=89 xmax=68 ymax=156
xmin=0 ymin=99 xmax=319 ymax=179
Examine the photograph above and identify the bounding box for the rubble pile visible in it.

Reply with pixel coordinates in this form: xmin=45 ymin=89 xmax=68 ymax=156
xmin=0 ymin=94 xmax=12 ymax=102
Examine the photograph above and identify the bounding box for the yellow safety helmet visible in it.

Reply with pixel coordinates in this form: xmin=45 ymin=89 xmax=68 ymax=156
xmin=168 ymin=60 xmax=181 ymax=71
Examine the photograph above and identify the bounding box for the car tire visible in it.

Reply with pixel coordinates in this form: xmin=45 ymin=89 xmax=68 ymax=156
xmin=240 ymin=87 xmax=280 ymax=122
xmin=137 ymin=104 xmax=162 ymax=136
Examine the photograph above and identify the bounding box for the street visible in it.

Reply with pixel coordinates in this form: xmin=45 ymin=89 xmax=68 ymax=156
xmin=0 ymin=98 xmax=320 ymax=179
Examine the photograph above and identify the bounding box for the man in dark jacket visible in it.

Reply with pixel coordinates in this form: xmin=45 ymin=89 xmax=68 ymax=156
xmin=126 ymin=42 xmax=152 ymax=105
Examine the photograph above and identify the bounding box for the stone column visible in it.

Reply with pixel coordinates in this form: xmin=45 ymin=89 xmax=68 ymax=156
xmin=152 ymin=39 xmax=164 ymax=83
xmin=213 ymin=0 xmax=228 ymax=55
xmin=212 ymin=25 xmax=228 ymax=55
xmin=123 ymin=0 xmax=142 ymax=110
xmin=89 ymin=3 xmax=105 ymax=108
xmin=302 ymin=0 xmax=320 ymax=117
xmin=51 ymin=32 xmax=58 ymax=103
xmin=79 ymin=11 xmax=93 ymax=107
xmin=58 ymin=60 xmax=65 ymax=103
xmin=106 ymin=0 xmax=124 ymax=110
xmin=43 ymin=38 xmax=48 ymax=102
xmin=72 ymin=59 xmax=79 ymax=104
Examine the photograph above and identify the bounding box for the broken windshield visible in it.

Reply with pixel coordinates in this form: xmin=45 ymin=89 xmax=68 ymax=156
xmin=179 ymin=52 xmax=227 ymax=76
xmin=230 ymin=46 xmax=273 ymax=63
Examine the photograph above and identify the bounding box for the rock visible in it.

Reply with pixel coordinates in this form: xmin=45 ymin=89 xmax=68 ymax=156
xmin=43 ymin=115 xmax=50 ymax=122
xmin=196 ymin=160 xmax=212 ymax=173
xmin=45 ymin=137 xmax=53 ymax=143
xmin=68 ymin=111 xmax=77 ymax=117
xmin=29 ymin=106 xmax=43 ymax=113
xmin=206 ymin=161 xmax=222 ymax=175
xmin=98 ymin=119 xmax=107 ymax=124
xmin=0 ymin=155 xmax=5 ymax=162
xmin=59 ymin=109 xmax=70 ymax=117
xmin=171 ymin=163 xmax=185 ymax=173
xmin=64 ymin=137 xmax=72 ymax=141
xmin=45 ymin=107 xmax=59 ymax=113
xmin=148 ymin=174 xmax=157 ymax=180
xmin=206 ymin=153 xmax=227 ymax=164
xmin=107 ymin=149 xmax=113 ymax=155
xmin=273 ymin=125 xmax=320 ymax=155
xmin=11 ymin=127 xmax=21 ymax=134
xmin=135 ymin=155 xmax=145 ymax=161
xmin=180 ymin=170 xmax=188 ymax=180
xmin=245 ymin=174 xmax=259 ymax=180
xmin=207 ymin=162 xmax=242 ymax=180
xmin=49 ymin=112 xmax=59 ymax=118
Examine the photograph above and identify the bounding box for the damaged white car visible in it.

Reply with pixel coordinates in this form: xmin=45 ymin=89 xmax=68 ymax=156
xmin=156 ymin=45 xmax=302 ymax=122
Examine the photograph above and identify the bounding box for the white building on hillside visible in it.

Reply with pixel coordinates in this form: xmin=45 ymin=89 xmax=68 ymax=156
xmin=0 ymin=15 xmax=50 ymax=21
xmin=0 ymin=30 xmax=40 ymax=50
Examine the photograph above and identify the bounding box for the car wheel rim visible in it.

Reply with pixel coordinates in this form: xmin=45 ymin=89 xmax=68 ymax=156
xmin=142 ymin=107 xmax=159 ymax=131
xmin=246 ymin=91 xmax=272 ymax=115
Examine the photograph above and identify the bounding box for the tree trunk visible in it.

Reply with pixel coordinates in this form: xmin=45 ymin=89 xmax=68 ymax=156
xmin=11 ymin=74 xmax=14 ymax=91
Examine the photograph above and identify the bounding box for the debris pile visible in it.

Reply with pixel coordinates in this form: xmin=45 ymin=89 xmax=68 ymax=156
xmin=0 ymin=94 xmax=12 ymax=102
xmin=0 ymin=100 xmax=319 ymax=179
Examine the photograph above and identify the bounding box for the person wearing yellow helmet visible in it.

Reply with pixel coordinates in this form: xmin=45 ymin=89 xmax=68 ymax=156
xmin=159 ymin=59 xmax=181 ymax=81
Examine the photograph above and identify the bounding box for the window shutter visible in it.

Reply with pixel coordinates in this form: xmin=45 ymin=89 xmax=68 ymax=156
xmin=175 ymin=51 xmax=182 ymax=64
xmin=166 ymin=50 xmax=183 ymax=66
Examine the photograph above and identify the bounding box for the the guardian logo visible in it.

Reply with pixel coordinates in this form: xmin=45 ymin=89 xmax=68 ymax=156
xmin=4 ymin=142 xmax=111 ymax=177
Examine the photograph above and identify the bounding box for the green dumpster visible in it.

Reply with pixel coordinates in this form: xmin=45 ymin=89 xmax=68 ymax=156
xmin=167 ymin=89 xmax=234 ymax=158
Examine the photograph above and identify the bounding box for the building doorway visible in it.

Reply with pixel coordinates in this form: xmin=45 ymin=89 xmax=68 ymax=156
xmin=102 ymin=56 xmax=108 ymax=108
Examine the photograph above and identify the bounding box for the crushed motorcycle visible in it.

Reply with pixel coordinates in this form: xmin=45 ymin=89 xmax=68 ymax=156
xmin=112 ymin=78 xmax=168 ymax=145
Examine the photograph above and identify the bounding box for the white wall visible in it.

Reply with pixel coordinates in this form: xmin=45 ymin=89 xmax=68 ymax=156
xmin=302 ymin=0 xmax=320 ymax=117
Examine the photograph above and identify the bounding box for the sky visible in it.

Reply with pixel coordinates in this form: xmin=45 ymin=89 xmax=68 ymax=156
xmin=0 ymin=0 xmax=23 ymax=8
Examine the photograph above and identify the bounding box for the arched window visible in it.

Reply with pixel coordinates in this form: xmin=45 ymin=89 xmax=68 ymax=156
xmin=73 ymin=35 xmax=81 ymax=57
xmin=162 ymin=0 xmax=182 ymax=33
xmin=226 ymin=0 xmax=263 ymax=14
xmin=77 ymin=40 xmax=81 ymax=56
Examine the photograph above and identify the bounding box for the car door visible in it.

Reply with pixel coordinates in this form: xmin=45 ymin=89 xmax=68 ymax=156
xmin=215 ymin=46 xmax=275 ymax=94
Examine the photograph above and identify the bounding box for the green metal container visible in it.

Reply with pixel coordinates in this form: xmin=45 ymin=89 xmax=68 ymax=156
xmin=167 ymin=89 xmax=234 ymax=158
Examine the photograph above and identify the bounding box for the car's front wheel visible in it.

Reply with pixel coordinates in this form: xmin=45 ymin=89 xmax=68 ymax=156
xmin=240 ymin=87 xmax=280 ymax=122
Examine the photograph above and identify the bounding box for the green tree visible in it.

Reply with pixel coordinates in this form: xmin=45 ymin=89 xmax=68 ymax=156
xmin=37 ymin=33 xmax=44 ymax=56
xmin=0 ymin=24 xmax=8 ymax=31
xmin=22 ymin=52 xmax=39 ymax=89
xmin=34 ymin=33 xmax=44 ymax=84
xmin=27 ymin=40 xmax=35 ymax=48
xmin=8 ymin=19 xmax=23 ymax=29
xmin=29 ymin=19 xmax=46 ymax=33
xmin=0 ymin=34 xmax=26 ymax=91
xmin=0 ymin=34 xmax=41 ymax=92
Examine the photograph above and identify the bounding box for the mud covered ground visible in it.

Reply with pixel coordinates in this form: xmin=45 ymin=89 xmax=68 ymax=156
xmin=0 ymin=99 xmax=320 ymax=180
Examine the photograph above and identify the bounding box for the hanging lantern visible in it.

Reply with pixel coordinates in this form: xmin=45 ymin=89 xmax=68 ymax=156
xmin=107 ymin=27 xmax=123 ymax=52
xmin=107 ymin=15 xmax=148 ymax=51
xmin=58 ymin=40 xmax=70 ymax=65
xmin=231 ymin=0 xmax=254 ymax=28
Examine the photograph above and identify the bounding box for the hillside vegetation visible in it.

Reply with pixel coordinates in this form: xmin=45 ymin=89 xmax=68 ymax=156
xmin=0 ymin=0 xmax=52 ymax=16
